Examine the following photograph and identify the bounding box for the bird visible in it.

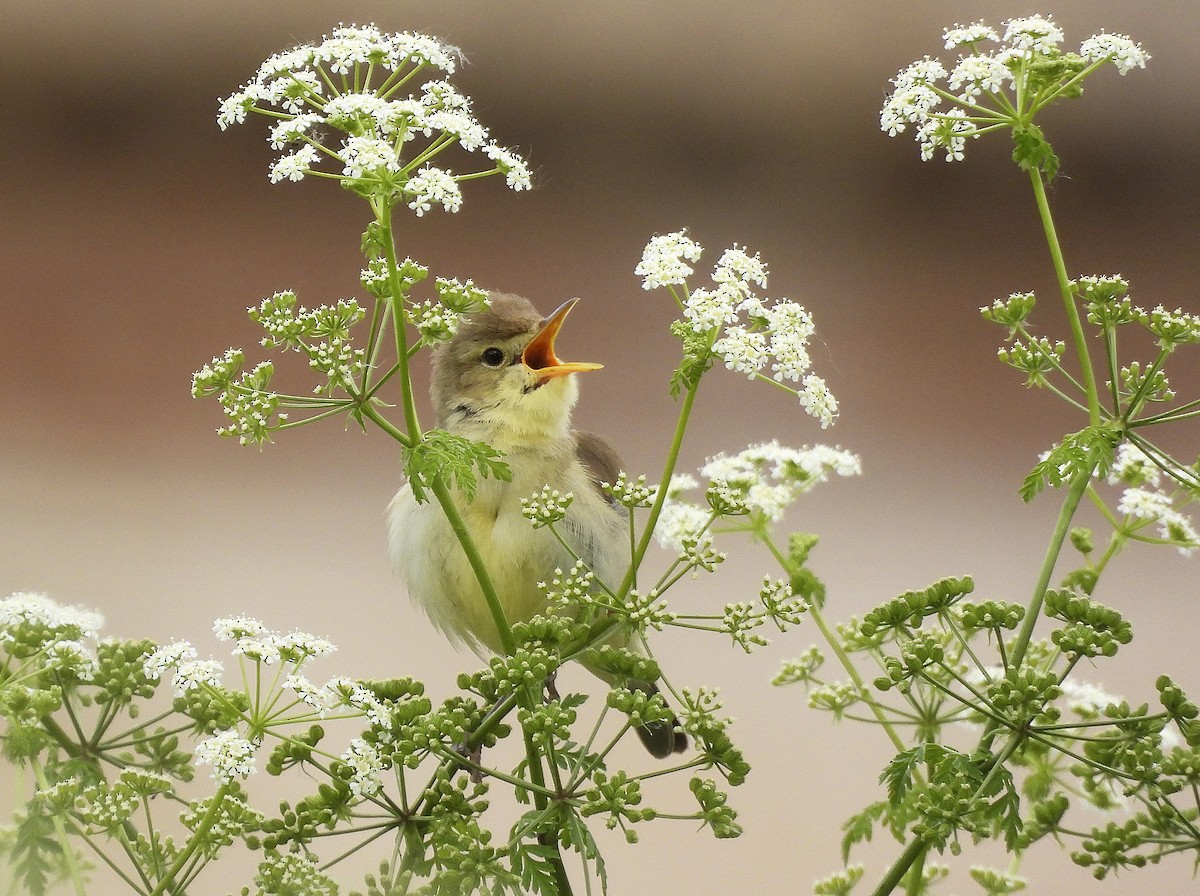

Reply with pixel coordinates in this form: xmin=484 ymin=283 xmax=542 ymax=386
xmin=388 ymin=292 xmax=686 ymax=758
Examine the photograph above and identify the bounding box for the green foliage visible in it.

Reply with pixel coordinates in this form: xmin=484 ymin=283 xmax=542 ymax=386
xmin=403 ymin=430 xmax=512 ymax=504
xmin=1021 ymin=425 xmax=1121 ymax=501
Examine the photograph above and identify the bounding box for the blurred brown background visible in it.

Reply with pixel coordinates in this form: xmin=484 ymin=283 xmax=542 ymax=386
xmin=3 ymin=1 xmax=1199 ymax=893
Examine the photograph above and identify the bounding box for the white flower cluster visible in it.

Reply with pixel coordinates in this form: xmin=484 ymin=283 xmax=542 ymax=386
xmin=0 ymin=592 xmax=104 ymax=641
xmin=0 ymin=593 xmax=102 ymax=682
xmin=218 ymin=24 xmax=530 ymax=211
xmin=704 ymin=441 xmax=861 ymax=521
xmin=635 ymin=232 xmax=703 ymax=290
xmin=1107 ymin=443 xmax=1199 ymax=555
xmin=521 ymin=486 xmax=574 ymax=528
xmin=656 ymin=442 xmax=860 ymax=556
xmin=213 ymin=616 xmax=337 ymax=665
xmin=603 ymin=472 xmax=657 ymax=508
xmin=194 ymin=729 xmax=259 ymax=783
xmin=144 ymin=640 xmax=225 ymax=698
xmin=882 ymin=16 xmax=1148 ymax=162
xmin=341 ymin=737 xmax=385 ymax=797
xmin=636 ymin=231 xmax=838 ymax=427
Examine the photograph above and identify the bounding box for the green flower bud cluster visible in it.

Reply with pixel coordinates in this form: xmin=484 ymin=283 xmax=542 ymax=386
xmin=1045 ymin=590 xmax=1132 ymax=658
xmin=581 ymin=770 xmax=655 ymax=842
xmin=985 ymin=668 xmax=1062 ymax=725
xmin=689 ymin=778 xmax=742 ymax=839
xmin=859 ymin=577 xmax=975 ymax=641
xmin=957 ymin=600 xmax=1025 ymax=635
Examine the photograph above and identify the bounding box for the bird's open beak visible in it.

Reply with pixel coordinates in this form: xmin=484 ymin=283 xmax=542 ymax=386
xmin=522 ymin=298 xmax=604 ymax=385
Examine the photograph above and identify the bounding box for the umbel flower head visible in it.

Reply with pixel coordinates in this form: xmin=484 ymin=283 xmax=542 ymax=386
xmin=218 ymin=23 xmax=531 ymax=212
xmin=881 ymin=15 xmax=1148 ymax=168
xmin=637 ymin=231 xmax=839 ymax=428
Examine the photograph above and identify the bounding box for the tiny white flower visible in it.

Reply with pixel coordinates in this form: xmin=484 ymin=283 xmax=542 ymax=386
xmin=655 ymin=501 xmax=714 ymax=554
xmin=269 ymin=144 xmax=320 ymax=183
xmin=712 ymin=245 xmax=768 ymax=291
xmin=665 ymin=473 xmax=698 ymax=497
xmin=341 ymin=136 xmax=402 ymax=179
xmin=1080 ymin=33 xmax=1150 ymax=75
xmin=341 ymin=738 xmax=384 ymax=796
xmin=943 ymin=22 xmax=1000 ymax=49
xmin=636 ymin=231 xmax=704 ymax=290
xmin=948 ymin=55 xmax=1013 ymax=99
xmin=1107 ymin=443 xmax=1161 ymax=488
xmin=404 ymin=166 xmax=462 ymax=215
xmin=213 ymin=616 xmax=268 ymax=641
xmin=322 ymin=92 xmax=387 ymax=126
xmin=713 ymin=326 xmax=768 ymax=378
xmin=798 ymin=374 xmax=838 ymax=428
xmin=483 ymin=142 xmax=532 ymax=191
xmin=143 ymin=640 xmax=197 ymax=680
xmin=194 ymin=729 xmax=258 ymax=783
xmin=1002 ymin=15 xmax=1064 ymax=56
xmin=267 ymin=113 xmax=324 ymax=149
xmin=682 ymin=283 xmax=741 ymax=333
xmin=174 ymin=659 xmax=225 ymax=696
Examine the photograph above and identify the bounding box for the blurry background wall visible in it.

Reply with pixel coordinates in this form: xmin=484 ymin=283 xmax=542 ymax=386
xmin=3 ymin=1 xmax=1199 ymax=892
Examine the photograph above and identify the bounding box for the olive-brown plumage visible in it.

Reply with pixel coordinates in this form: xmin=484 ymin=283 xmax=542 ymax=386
xmin=388 ymin=293 xmax=685 ymax=757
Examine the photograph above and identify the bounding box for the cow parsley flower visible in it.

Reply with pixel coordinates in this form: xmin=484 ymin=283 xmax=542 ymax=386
xmin=1118 ymin=487 xmax=1199 ymax=555
xmin=405 ymin=166 xmax=463 ymax=215
xmin=659 ymin=442 xmax=860 ymax=543
xmin=638 ymin=233 xmax=838 ymax=425
xmin=636 ymin=230 xmax=704 ymax=289
xmin=341 ymin=738 xmax=385 ymax=797
xmin=174 ymin=659 xmax=225 ymax=696
xmin=144 ymin=640 xmax=198 ymax=680
xmin=0 ymin=592 xmax=104 ymax=642
xmin=1080 ymin=33 xmax=1150 ymax=75
xmin=1107 ymin=443 xmax=1161 ymax=488
xmin=943 ymin=23 xmax=1000 ymax=48
xmin=218 ymin=23 xmax=529 ymax=211
xmin=195 ymin=729 xmax=259 ymax=783
xmin=882 ymin=18 xmax=1149 ymax=165
xmin=655 ymin=501 xmax=715 ymax=554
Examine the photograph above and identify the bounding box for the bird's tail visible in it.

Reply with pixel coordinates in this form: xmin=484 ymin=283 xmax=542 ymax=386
xmin=629 ymin=679 xmax=688 ymax=758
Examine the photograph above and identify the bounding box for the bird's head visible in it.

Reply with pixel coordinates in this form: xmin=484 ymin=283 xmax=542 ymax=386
xmin=430 ymin=293 xmax=603 ymax=448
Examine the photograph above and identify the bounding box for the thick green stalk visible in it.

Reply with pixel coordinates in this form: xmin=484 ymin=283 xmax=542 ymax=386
xmin=615 ymin=376 xmax=701 ymax=600
xmin=375 ymin=200 xmax=423 ymax=441
xmin=147 ymin=782 xmax=231 ymax=896
xmin=1028 ymin=169 xmax=1101 ymax=425
xmin=1005 ymin=469 xmax=1089 ymax=673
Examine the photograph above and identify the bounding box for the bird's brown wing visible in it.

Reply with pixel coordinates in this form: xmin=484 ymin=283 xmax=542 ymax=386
xmin=571 ymin=429 xmax=624 ymax=504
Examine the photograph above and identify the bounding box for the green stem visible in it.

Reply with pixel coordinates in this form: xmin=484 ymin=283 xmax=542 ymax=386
xmin=616 ymin=376 xmax=701 ymax=600
xmin=30 ymin=759 xmax=87 ymax=896
xmin=762 ymin=534 xmax=906 ymax=753
xmin=1005 ymin=469 xmax=1090 ymax=674
xmin=1028 ymin=168 xmax=1101 ymax=425
xmin=871 ymin=837 xmax=928 ymax=896
xmin=521 ymin=724 xmax=575 ymax=896
xmin=147 ymin=783 xmax=231 ymax=896
xmin=429 ymin=476 xmax=516 ymax=656
xmin=375 ymin=200 xmax=422 ymax=441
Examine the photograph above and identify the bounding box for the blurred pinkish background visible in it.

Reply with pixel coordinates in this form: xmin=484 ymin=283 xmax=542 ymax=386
xmin=3 ymin=1 xmax=1199 ymax=893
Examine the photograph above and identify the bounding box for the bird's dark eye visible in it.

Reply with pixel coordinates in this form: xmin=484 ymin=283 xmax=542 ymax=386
xmin=481 ymin=347 xmax=505 ymax=367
